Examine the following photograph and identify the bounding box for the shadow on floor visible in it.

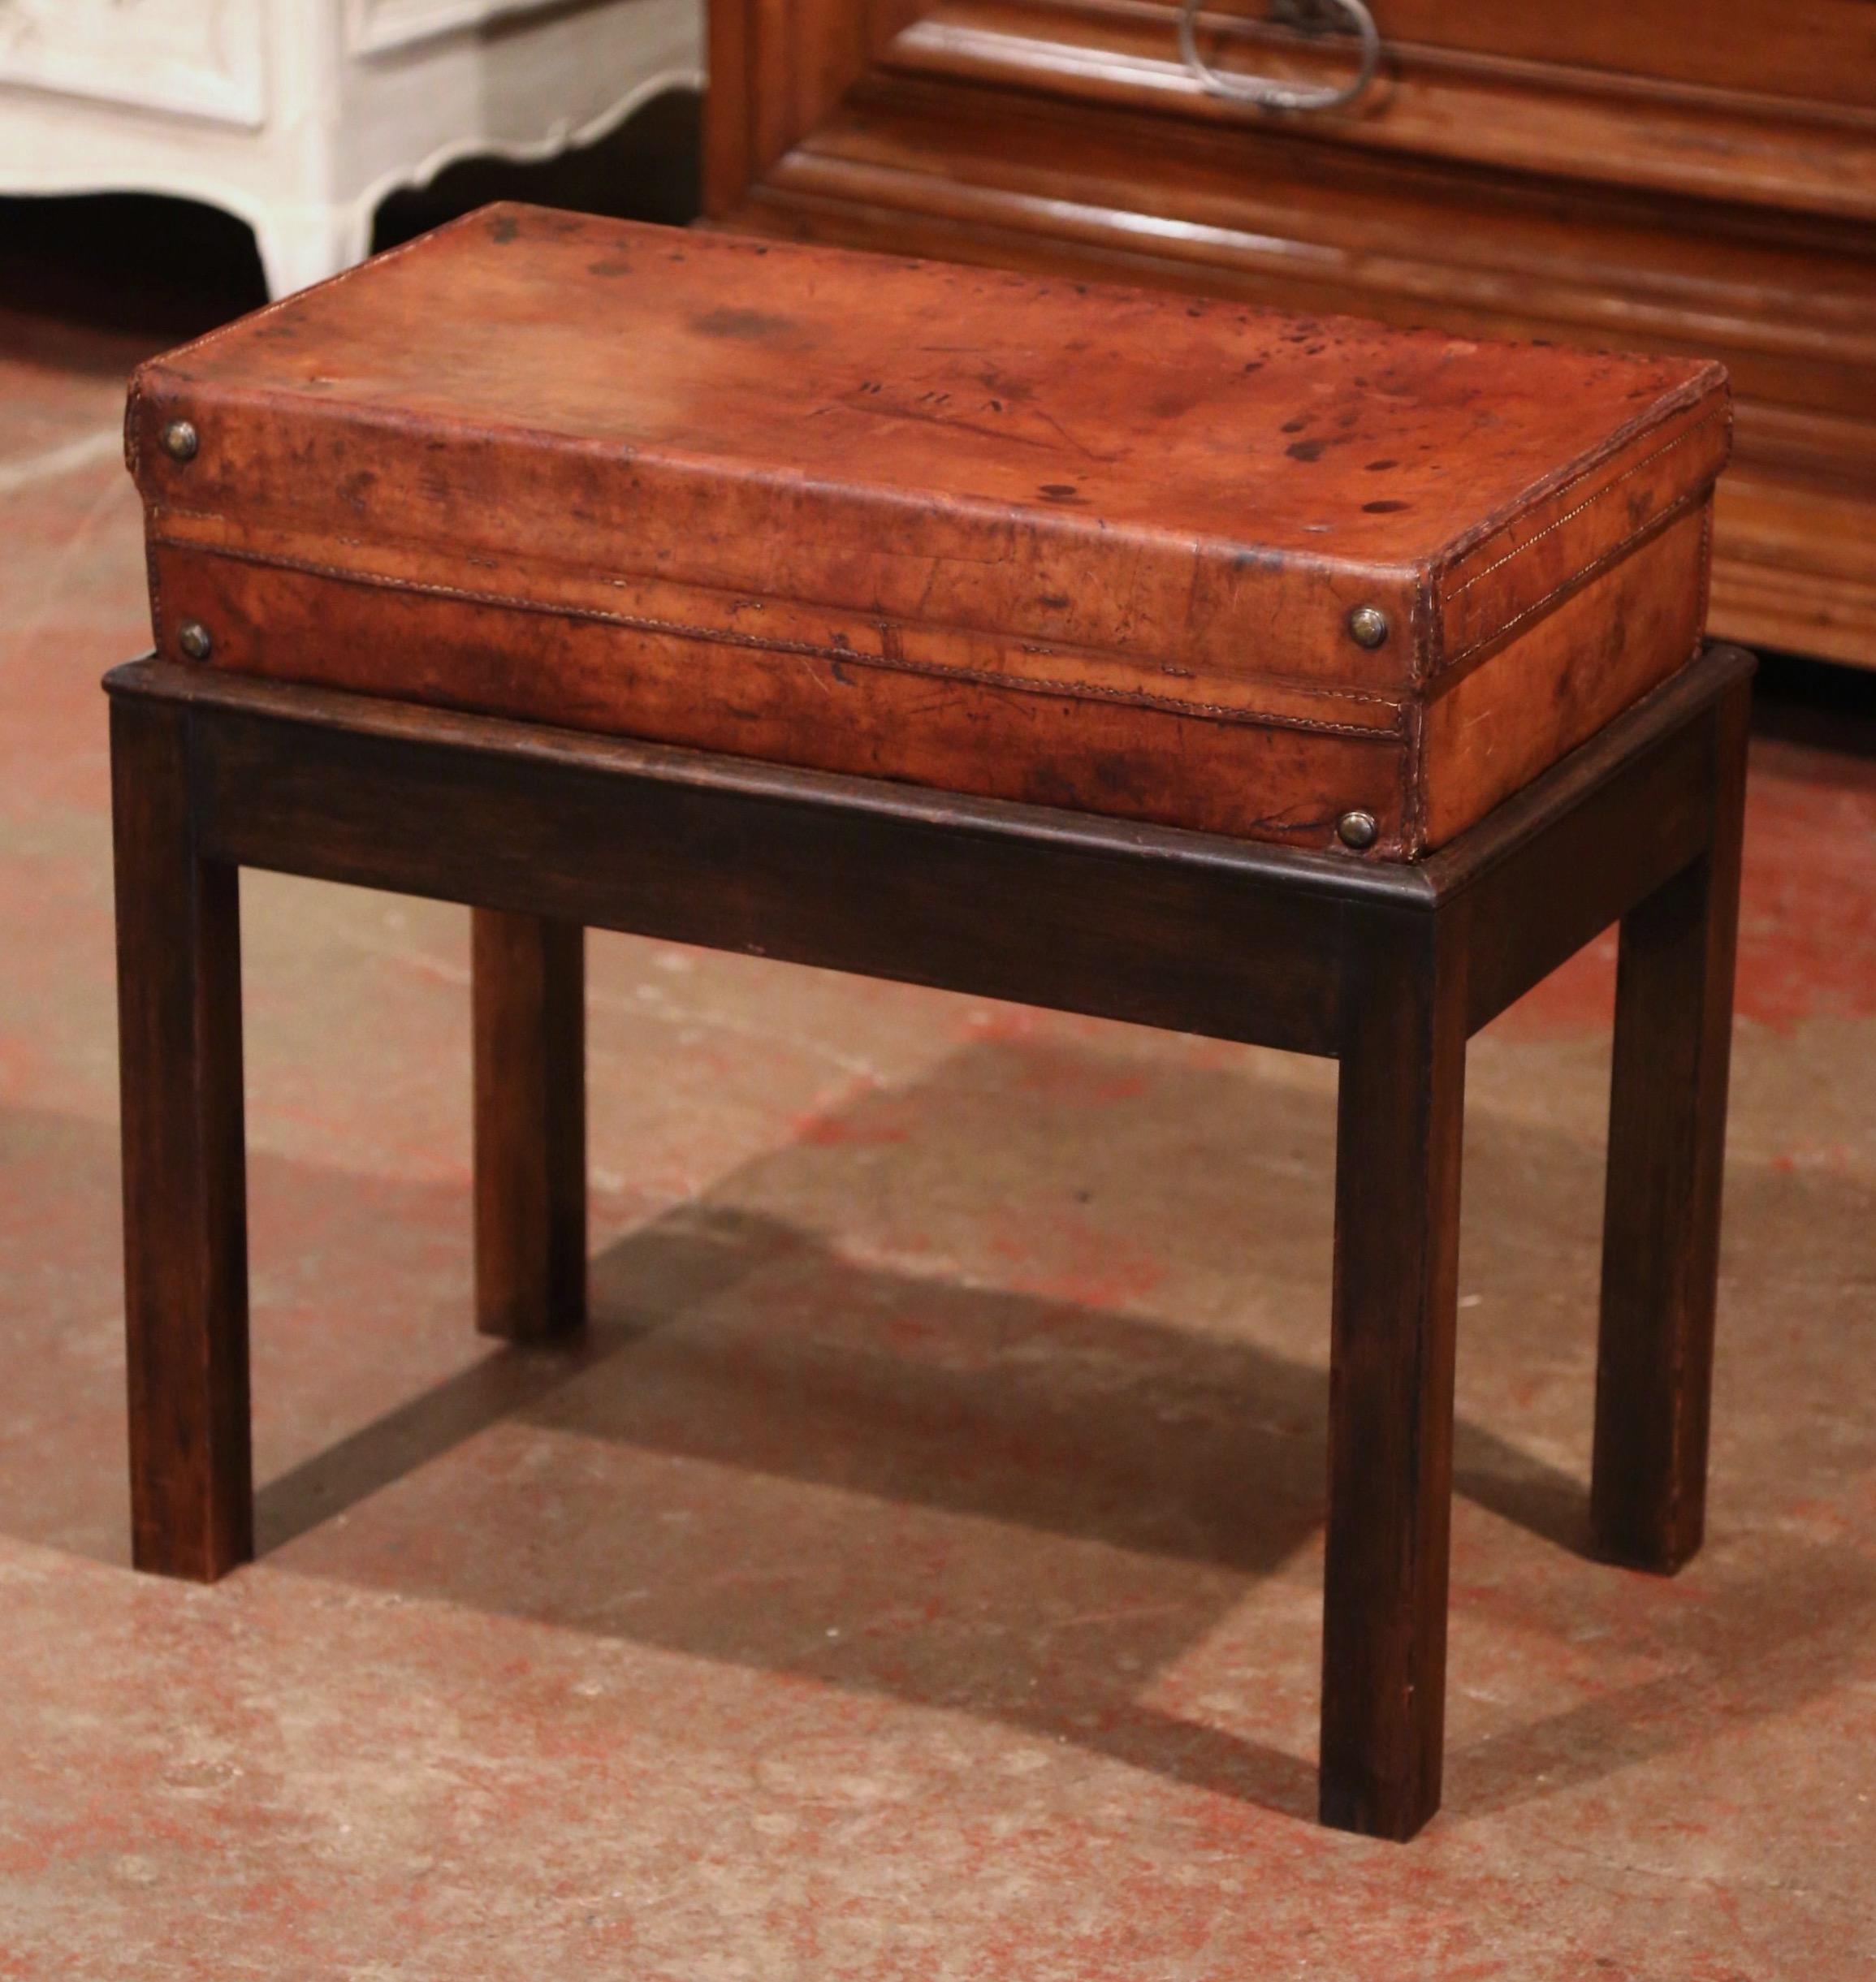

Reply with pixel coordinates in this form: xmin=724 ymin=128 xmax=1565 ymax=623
xmin=5 ymin=1031 xmax=1873 ymax=1828
xmin=231 ymin=1036 xmax=1874 ymax=1829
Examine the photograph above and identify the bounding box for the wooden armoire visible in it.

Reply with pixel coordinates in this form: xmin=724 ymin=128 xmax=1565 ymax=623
xmin=702 ymin=0 xmax=1876 ymax=671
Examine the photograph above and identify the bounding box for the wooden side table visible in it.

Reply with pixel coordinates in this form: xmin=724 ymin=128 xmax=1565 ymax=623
xmin=106 ymin=642 xmax=1753 ymax=1842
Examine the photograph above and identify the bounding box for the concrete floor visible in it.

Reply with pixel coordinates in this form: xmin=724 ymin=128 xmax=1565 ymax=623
xmin=2 ymin=285 xmax=1874 ymax=1980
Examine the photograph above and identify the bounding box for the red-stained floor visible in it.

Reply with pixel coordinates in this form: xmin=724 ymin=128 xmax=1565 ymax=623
xmin=1 ymin=279 xmax=1874 ymax=1980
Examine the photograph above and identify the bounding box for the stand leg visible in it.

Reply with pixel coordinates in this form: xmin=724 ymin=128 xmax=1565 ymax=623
xmin=1592 ymin=683 xmax=1750 ymax=1573
xmin=473 ymin=909 xmax=586 ymax=1341
xmin=1321 ymin=910 xmax=1467 ymax=1841
xmin=112 ymin=698 xmax=252 ymax=1581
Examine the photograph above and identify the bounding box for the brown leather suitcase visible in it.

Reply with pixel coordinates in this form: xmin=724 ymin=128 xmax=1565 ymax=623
xmin=125 ymin=202 xmax=1729 ymax=858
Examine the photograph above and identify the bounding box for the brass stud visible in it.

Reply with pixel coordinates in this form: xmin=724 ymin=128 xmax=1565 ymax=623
xmin=162 ymin=419 xmax=199 ymax=463
xmin=1347 ymin=604 xmax=1389 ymax=650
xmin=1337 ymin=809 xmax=1379 ymax=851
xmin=177 ymin=620 xmax=213 ymax=661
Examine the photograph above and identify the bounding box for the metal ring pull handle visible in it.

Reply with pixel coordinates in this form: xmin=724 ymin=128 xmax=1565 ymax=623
xmin=1176 ymin=0 xmax=1381 ymax=112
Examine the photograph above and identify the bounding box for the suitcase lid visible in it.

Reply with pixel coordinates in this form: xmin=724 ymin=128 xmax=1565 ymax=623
xmin=128 ymin=204 xmax=1729 ymax=720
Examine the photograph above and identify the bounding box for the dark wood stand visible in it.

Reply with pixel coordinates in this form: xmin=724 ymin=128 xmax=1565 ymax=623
xmin=106 ymin=644 xmax=1753 ymax=1842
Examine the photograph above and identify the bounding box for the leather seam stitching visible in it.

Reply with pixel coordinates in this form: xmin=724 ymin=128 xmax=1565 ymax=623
xmin=1697 ymin=499 xmax=1715 ymax=621
xmin=148 ymin=538 xmax=165 ymax=650
xmin=149 ymin=511 xmax=1403 ymax=713
xmin=154 ymin=538 xmax=1411 ymax=740
xmin=149 ymin=512 xmax=1414 ymax=711
xmin=1443 ymin=406 xmax=1729 ymax=602
xmin=1438 ymin=492 xmax=1708 ymax=676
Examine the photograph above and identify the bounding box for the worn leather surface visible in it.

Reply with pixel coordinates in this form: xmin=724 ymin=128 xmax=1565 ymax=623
xmin=127 ymin=202 xmax=1729 ymax=855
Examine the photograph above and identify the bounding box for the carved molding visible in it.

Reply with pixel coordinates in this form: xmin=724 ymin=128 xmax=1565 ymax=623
xmin=2 ymin=0 xmax=699 ymax=297
xmin=886 ymin=0 xmax=1876 ymax=224
xmin=345 ymin=0 xmax=607 ymax=57
xmin=0 ymin=0 xmax=266 ymax=126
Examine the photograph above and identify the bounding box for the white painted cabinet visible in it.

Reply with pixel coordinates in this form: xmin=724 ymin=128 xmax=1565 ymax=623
xmin=0 ymin=0 xmax=702 ymax=296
